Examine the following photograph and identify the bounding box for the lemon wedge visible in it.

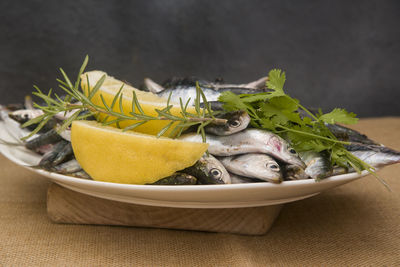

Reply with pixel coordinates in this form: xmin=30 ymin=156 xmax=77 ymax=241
xmin=71 ymin=120 xmax=208 ymax=184
xmin=80 ymin=70 xmax=196 ymax=136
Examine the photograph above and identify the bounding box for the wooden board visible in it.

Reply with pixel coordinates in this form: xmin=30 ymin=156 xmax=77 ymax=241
xmin=47 ymin=183 xmax=282 ymax=235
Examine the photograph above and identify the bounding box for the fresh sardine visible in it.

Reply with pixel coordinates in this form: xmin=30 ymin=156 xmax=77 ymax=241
xmin=179 ymin=129 xmax=305 ymax=168
xmin=144 ymin=77 xmax=271 ymax=105
xmin=25 ymin=129 xmax=63 ymax=152
xmin=145 ymin=76 xmax=268 ymax=93
xmin=346 ymin=143 xmax=400 ymax=167
xmin=8 ymin=109 xmax=44 ymax=123
xmin=326 ymin=124 xmax=379 ymax=145
xmin=9 ymin=109 xmax=58 ymax=132
xmin=204 ymin=110 xmax=250 ymax=136
xmin=163 ymin=76 xmax=269 ymax=90
xmin=183 ymin=154 xmax=231 ymax=184
xmin=300 ymin=151 xmax=332 ymax=180
xmin=219 ymin=154 xmax=282 ymax=183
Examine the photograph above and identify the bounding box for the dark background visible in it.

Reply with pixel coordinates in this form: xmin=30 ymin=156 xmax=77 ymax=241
xmin=1 ymin=0 xmax=399 ymax=117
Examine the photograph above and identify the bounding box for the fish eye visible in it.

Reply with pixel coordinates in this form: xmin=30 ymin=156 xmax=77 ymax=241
xmin=210 ymin=168 xmax=222 ymax=179
xmin=228 ymin=120 xmax=241 ymax=128
xmin=267 ymin=163 xmax=280 ymax=171
xmin=24 ymin=114 xmax=29 ymax=119
xmin=289 ymin=148 xmax=297 ymax=154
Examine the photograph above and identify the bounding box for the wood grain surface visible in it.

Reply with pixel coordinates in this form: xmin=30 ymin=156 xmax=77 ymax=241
xmin=47 ymin=183 xmax=282 ymax=235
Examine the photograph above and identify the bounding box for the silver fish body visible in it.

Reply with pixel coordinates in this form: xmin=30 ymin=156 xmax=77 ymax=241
xmin=229 ymin=173 xmax=264 ymax=184
xmin=52 ymin=159 xmax=82 ymax=174
xmin=179 ymin=129 xmax=305 ymax=168
xmin=161 ymin=76 xmax=269 ymax=90
xmin=162 ymin=87 xmax=220 ymax=104
xmin=159 ymin=87 xmax=269 ymax=105
xmin=199 ymin=101 xmax=224 ymax=111
xmin=346 ymin=143 xmax=400 ymax=167
xmin=326 ymin=124 xmax=378 ymax=145
xmin=183 ymin=154 xmax=231 ymax=184
xmin=8 ymin=109 xmax=44 ymax=123
xmin=9 ymin=109 xmax=58 ymax=133
xmin=144 ymin=77 xmax=270 ymax=105
xmin=300 ymin=151 xmax=332 ymax=180
xmin=145 ymin=76 xmax=268 ymax=93
xmin=205 ymin=110 xmax=250 ymax=136
xmin=219 ymin=153 xmax=282 ymax=183
xmin=25 ymin=129 xmax=63 ymax=152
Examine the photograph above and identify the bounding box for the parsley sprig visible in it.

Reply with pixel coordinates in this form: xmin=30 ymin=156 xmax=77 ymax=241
xmin=219 ymin=69 xmax=378 ymax=178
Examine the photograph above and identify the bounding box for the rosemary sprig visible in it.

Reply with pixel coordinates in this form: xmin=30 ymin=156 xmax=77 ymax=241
xmin=21 ymin=56 xmax=227 ymax=141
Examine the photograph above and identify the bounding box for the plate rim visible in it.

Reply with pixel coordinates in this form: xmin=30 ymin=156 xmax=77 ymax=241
xmin=1 ymin=143 xmax=367 ymax=192
xmin=0 ymin=121 xmax=369 ymax=208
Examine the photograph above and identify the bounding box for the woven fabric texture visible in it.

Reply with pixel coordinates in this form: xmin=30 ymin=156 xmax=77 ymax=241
xmin=0 ymin=117 xmax=399 ymax=266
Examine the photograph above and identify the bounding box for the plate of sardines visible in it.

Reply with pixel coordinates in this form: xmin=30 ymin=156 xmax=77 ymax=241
xmin=1 ymin=58 xmax=399 ymax=208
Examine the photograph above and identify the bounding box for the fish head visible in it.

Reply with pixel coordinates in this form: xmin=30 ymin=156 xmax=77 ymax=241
xmin=225 ymin=111 xmax=251 ymax=134
xmin=202 ymin=155 xmax=231 ymax=184
xmin=209 ymin=111 xmax=251 ymax=135
xmin=261 ymin=159 xmax=282 ymax=183
xmin=266 ymin=135 xmax=306 ymax=168
xmin=251 ymin=155 xmax=282 ymax=183
xmin=282 ymin=144 xmax=306 ymax=168
xmin=9 ymin=109 xmax=39 ymax=123
xmin=231 ymin=154 xmax=282 ymax=183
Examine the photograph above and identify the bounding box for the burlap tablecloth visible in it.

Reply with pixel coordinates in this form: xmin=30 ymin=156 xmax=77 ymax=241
xmin=1 ymin=117 xmax=399 ymax=266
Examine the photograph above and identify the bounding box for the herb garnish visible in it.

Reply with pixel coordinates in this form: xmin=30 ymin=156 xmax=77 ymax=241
xmin=21 ymin=58 xmax=387 ymax=187
xmin=219 ymin=69 xmax=382 ymax=181
xmin=21 ymin=56 xmax=225 ymax=141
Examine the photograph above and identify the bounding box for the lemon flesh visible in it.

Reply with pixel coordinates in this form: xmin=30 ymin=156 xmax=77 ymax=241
xmin=81 ymin=70 xmax=196 ymax=136
xmin=71 ymin=120 xmax=208 ymax=184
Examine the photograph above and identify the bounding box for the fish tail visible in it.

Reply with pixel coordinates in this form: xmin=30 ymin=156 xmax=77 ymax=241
xmin=0 ymin=138 xmax=24 ymax=146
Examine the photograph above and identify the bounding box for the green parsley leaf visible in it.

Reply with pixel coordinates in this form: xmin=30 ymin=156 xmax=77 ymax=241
xmin=218 ymin=68 xmax=377 ymax=180
xmin=266 ymin=69 xmax=286 ymax=92
xmin=269 ymin=96 xmax=299 ymax=112
xmin=318 ymin=108 xmax=358 ymax=125
xmin=219 ymin=91 xmax=248 ymax=111
xmin=240 ymin=93 xmax=270 ymax=103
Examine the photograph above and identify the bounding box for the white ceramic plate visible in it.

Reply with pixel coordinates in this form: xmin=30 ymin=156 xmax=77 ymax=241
xmin=0 ymin=119 xmax=368 ymax=208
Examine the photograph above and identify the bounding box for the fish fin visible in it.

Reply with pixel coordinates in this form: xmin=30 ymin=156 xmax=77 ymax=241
xmin=243 ymin=76 xmax=269 ymax=89
xmin=144 ymin=78 xmax=165 ymax=93
xmin=24 ymin=95 xmax=34 ymax=109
